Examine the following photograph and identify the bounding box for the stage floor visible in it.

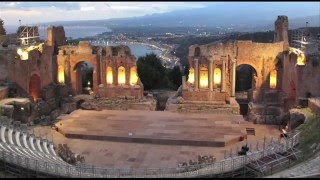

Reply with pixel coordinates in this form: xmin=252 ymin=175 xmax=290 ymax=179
xmin=55 ymin=110 xmax=250 ymax=147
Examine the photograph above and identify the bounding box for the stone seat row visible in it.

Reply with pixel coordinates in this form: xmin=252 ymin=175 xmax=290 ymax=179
xmin=0 ymin=123 xmax=69 ymax=166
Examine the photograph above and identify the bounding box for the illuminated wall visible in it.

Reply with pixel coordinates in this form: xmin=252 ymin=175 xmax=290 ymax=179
xmin=58 ymin=65 xmax=65 ymax=84
xmin=188 ymin=67 xmax=195 ymax=84
xmin=130 ymin=66 xmax=138 ymax=85
xmin=118 ymin=66 xmax=126 ymax=85
xmin=270 ymin=70 xmax=277 ymax=89
xmin=199 ymin=66 xmax=208 ymax=88
xmin=106 ymin=66 xmax=113 ymax=84
xmin=214 ymin=68 xmax=221 ymax=86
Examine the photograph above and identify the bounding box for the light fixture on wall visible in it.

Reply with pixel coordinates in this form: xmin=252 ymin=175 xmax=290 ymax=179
xmin=106 ymin=67 xmax=113 ymax=85
xmin=199 ymin=66 xmax=208 ymax=88
xmin=214 ymin=68 xmax=221 ymax=86
xmin=188 ymin=68 xmax=195 ymax=84
xmin=58 ymin=65 xmax=65 ymax=84
xmin=270 ymin=70 xmax=277 ymax=89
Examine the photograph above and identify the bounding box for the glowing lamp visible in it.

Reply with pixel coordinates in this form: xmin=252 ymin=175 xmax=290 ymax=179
xmin=297 ymin=53 xmax=306 ymax=65
xmin=58 ymin=66 xmax=65 ymax=84
xmin=106 ymin=67 xmax=113 ymax=85
xmin=130 ymin=66 xmax=138 ymax=85
xmin=270 ymin=70 xmax=277 ymax=89
xmin=199 ymin=67 xmax=208 ymax=88
xmin=17 ymin=48 xmax=29 ymax=60
xmin=214 ymin=68 xmax=221 ymax=85
xmin=118 ymin=66 xmax=126 ymax=85
xmin=188 ymin=68 xmax=195 ymax=84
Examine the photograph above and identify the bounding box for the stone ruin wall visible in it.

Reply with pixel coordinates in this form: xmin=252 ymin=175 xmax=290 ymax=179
xmin=282 ymin=53 xmax=320 ymax=106
xmin=57 ymin=42 xmax=143 ymax=99
xmin=185 ymin=40 xmax=285 ymax=104
xmin=6 ymin=44 xmax=54 ymax=97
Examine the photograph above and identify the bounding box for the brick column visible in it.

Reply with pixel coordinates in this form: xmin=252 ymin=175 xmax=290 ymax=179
xmin=194 ymin=58 xmax=199 ymax=91
xmin=221 ymin=57 xmax=226 ymax=92
xmin=231 ymin=59 xmax=237 ymax=97
xmin=209 ymin=60 xmax=213 ymax=91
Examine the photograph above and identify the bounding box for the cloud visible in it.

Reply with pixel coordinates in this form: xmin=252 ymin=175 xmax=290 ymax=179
xmin=80 ymin=6 xmax=95 ymax=11
xmin=0 ymin=2 xmax=210 ymax=25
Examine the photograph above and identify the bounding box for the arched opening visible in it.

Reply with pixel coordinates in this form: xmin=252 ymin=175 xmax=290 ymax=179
xmin=118 ymin=66 xmax=126 ymax=85
xmin=76 ymin=99 xmax=85 ymax=109
xmin=235 ymin=64 xmax=257 ymax=116
xmin=73 ymin=61 xmax=94 ymax=94
xmin=194 ymin=47 xmax=200 ymax=57
xmin=188 ymin=67 xmax=195 ymax=84
xmin=130 ymin=66 xmax=138 ymax=85
xmin=270 ymin=70 xmax=277 ymax=89
xmin=106 ymin=66 xmax=113 ymax=85
xmin=213 ymin=68 xmax=221 ymax=87
xmin=29 ymin=74 xmax=41 ymax=102
xmin=58 ymin=65 xmax=65 ymax=84
xmin=199 ymin=66 xmax=208 ymax=89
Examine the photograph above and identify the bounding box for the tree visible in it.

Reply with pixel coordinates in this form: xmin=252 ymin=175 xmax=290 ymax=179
xmin=184 ymin=64 xmax=190 ymax=81
xmin=137 ymin=53 xmax=166 ymax=90
xmin=0 ymin=19 xmax=6 ymax=35
xmin=168 ymin=65 xmax=182 ymax=90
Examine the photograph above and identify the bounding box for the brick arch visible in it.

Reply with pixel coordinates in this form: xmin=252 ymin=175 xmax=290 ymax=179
xmin=235 ymin=63 xmax=258 ymax=92
xmin=68 ymin=54 xmax=99 ymax=95
xmin=236 ymin=62 xmax=259 ymax=77
xmin=71 ymin=60 xmax=96 ymax=94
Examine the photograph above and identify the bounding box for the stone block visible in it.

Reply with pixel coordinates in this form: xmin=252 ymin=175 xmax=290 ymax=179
xmin=61 ymin=103 xmax=76 ymax=114
xmin=248 ymin=102 xmax=265 ymax=115
xmin=41 ymin=86 xmax=55 ymax=100
xmin=0 ymin=104 xmax=14 ymax=118
xmin=298 ymin=98 xmax=308 ymax=107
xmin=0 ymin=86 xmax=8 ymax=100
xmin=264 ymin=90 xmax=280 ymax=105
xmin=265 ymin=106 xmax=282 ymax=116
xmin=289 ymin=109 xmax=306 ymax=129
xmin=50 ymin=109 xmax=61 ymax=121
xmin=308 ymin=98 xmax=320 ymax=115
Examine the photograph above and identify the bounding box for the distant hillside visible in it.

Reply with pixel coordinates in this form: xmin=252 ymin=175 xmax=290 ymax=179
xmin=40 ymin=2 xmax=319 ymax=32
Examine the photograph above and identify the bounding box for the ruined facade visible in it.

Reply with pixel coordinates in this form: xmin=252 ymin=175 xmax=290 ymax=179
xmin=56 ymin=42 xmax=143 ymax=99
xmin=178 ymin=15 xmax=320 ymax=124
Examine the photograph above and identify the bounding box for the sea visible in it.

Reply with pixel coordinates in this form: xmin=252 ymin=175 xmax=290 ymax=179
xmin=91 ymin=41 xmax=162 ymax=59
xmin=8 ymin=25 xmax=161 ymax=59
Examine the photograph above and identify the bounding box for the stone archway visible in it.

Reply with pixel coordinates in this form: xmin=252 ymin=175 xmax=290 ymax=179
xmin=73 ymin=61 xmax=94 ymax=94
xmin=29 ymin=74 xmax=41 ymax=102
xmin=235 ymin=64 xmax=258 ymax=115
xmin=236 ymin=64 xmax=258 ymax=92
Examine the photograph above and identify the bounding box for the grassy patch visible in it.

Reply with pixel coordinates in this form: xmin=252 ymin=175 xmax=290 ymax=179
xmin=296 ymin=108 xmax=320 ymax=160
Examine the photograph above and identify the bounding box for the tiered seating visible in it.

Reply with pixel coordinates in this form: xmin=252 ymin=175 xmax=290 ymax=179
xmin=0 ymin=122 xmax=69 ymax=167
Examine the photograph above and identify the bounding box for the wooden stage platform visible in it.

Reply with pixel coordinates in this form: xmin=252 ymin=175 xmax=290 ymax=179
xmin=54 ymin=110 xmax=250 ymax=147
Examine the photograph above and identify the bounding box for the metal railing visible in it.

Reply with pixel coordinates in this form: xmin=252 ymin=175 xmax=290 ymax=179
xmin=0 ymin=129 xmax=301 ymax=178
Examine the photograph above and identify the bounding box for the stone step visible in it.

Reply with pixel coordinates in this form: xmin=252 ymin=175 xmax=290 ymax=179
xmin=246 ymin=128 xmax=255 ymax=135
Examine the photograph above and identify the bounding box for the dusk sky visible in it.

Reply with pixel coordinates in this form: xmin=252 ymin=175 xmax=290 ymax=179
xmin=0 ymin=1 xmax=319 ymax=26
